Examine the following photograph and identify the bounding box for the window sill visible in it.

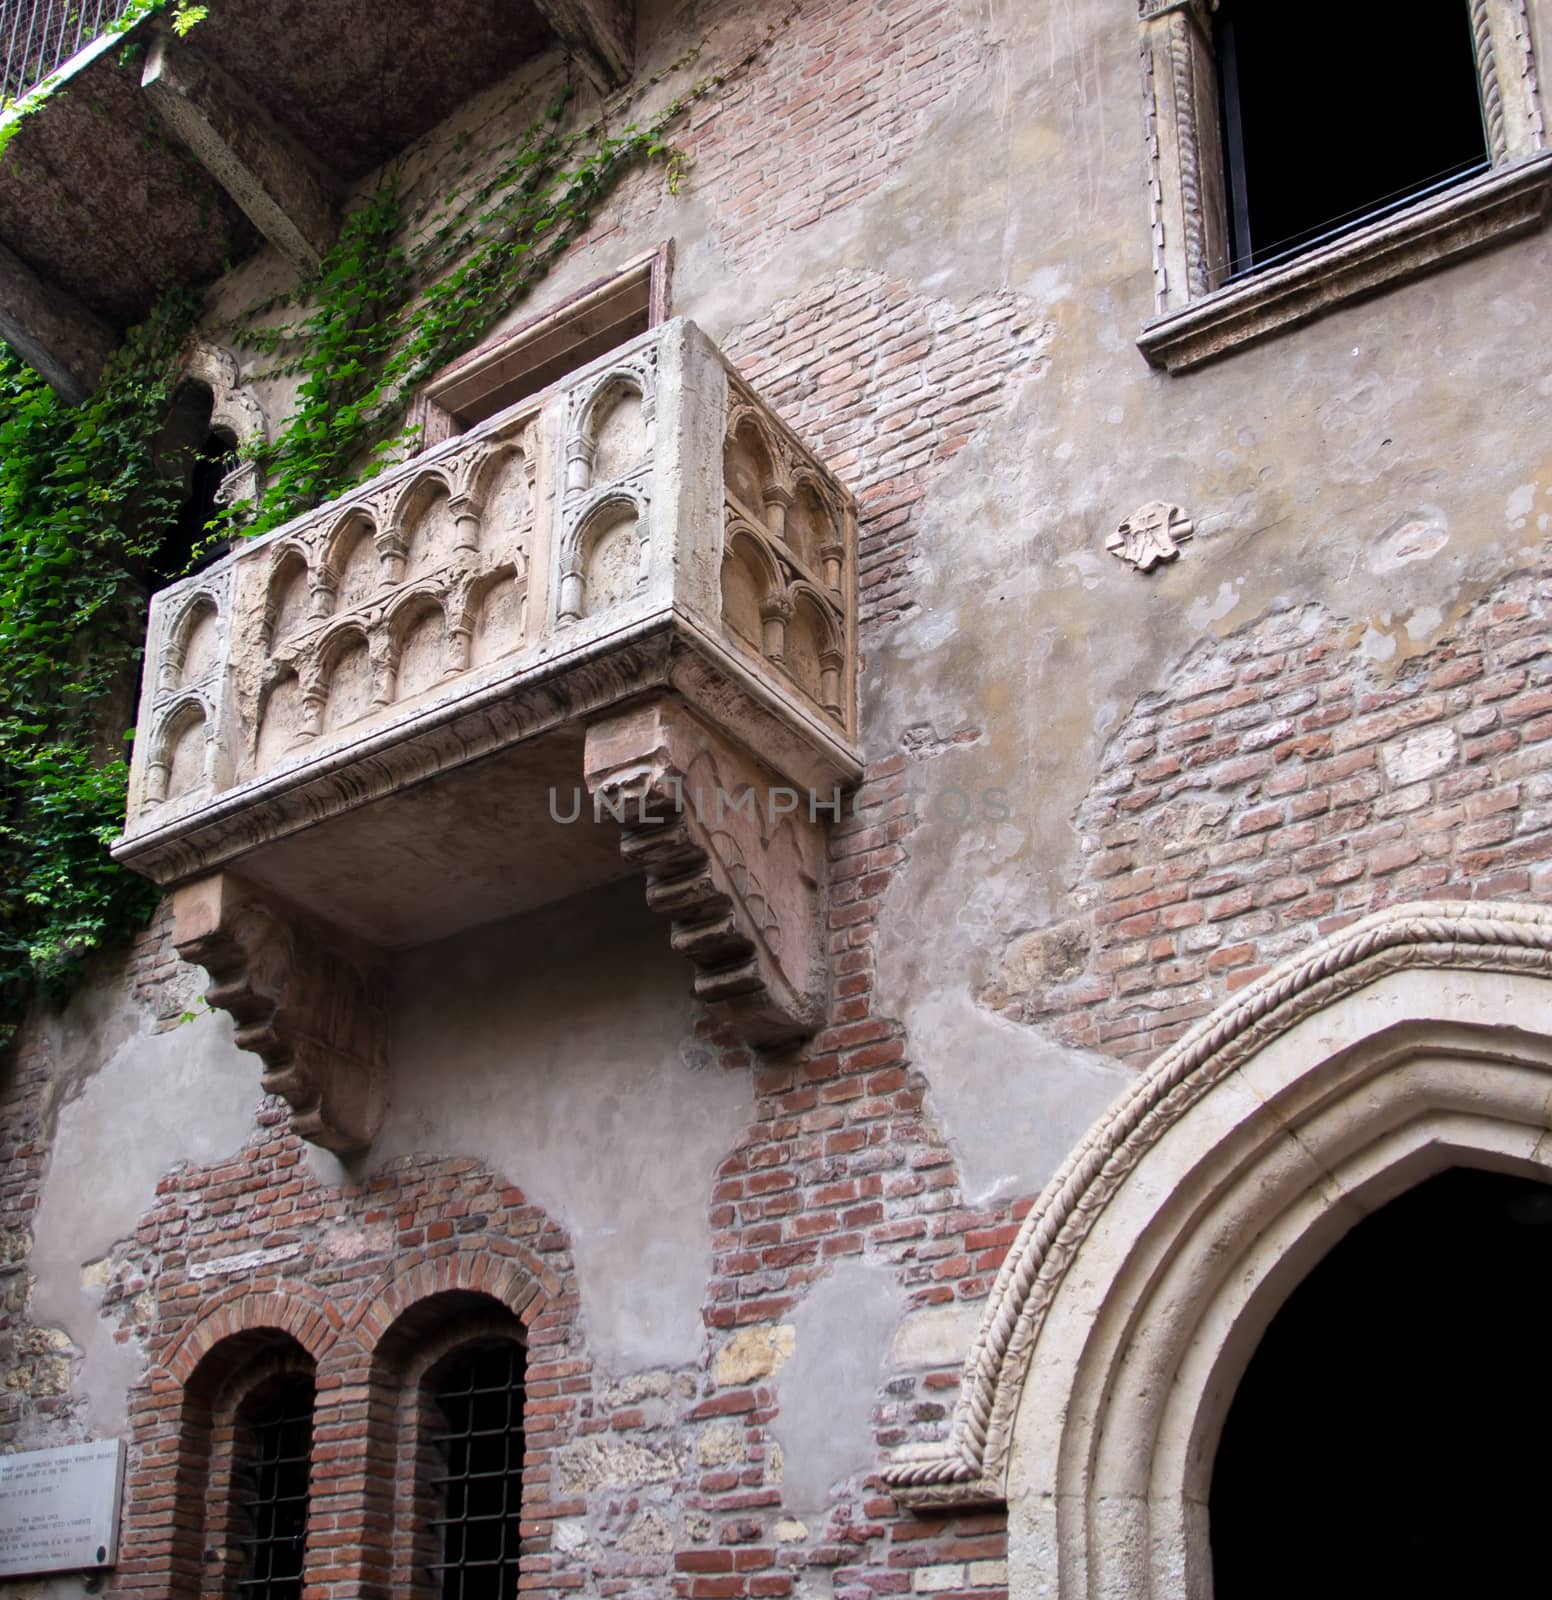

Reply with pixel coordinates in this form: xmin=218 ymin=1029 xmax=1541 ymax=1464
xmin=1138 ymin=151 xmax=1552 ymax=374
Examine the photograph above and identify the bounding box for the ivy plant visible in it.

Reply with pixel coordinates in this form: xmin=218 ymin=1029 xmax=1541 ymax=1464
xmin=0 ymin=291 xmax=202 ymax=1044
xmin=0 ymin=3 xmax=800 ymax=1044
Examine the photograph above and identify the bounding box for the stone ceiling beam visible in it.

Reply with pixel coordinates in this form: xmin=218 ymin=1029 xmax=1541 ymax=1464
xmin=0 ymin=240 xmax=118 ymax=404
xmin=141 ymin=33 xmax=338 ymax=275
xmin=531 ymin=0 xmax=634 ymax=91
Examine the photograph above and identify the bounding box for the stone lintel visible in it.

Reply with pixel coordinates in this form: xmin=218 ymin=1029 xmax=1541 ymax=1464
xmin=532 ymin=0 xmax=634 ymax=91
xmin=141 ymin=33 xmax=338 ymax=274
xmin=584 ymin=696 xmax=829 ymax=1047
xmin=0 ymin=239 xmax=118 ymax=404
xmin=172 ymin=872 xmax=388 ymax=1155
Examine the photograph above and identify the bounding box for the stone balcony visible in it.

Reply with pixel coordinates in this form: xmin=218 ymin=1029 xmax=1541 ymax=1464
xmin=116 ymin=320 xmax=860 ymax=1153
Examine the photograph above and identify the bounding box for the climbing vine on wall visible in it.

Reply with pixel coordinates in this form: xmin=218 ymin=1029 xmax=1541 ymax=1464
xmin=0 ymin=291 xmax=202 ymax=1044
xmin=0 ymin=5 xmax=799 ymax=1043
xmin=231 ymin=61 xmax=713 ymax=534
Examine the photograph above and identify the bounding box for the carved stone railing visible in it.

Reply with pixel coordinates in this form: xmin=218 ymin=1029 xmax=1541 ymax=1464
xmin=117 ymin=320 xmax=860 ymax=1153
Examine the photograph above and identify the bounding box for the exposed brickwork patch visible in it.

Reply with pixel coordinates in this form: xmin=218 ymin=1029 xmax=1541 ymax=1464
xmin=725 ymin=271 xmax=1051 ymax=630
xmin=985 ymin=555 xmax=1552 ymax=1065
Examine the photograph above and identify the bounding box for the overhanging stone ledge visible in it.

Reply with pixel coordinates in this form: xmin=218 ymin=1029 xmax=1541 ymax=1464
xmin=117 ymin=317 xmax=860 ymax=1151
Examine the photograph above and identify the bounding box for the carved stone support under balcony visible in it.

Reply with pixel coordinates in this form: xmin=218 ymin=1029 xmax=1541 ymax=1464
xmin=583 ymin=698 xmax=828 ymax=1047
xmin=171 ymin=873 xmax=389 ymax=1155
xmin=142 ymin=32 xmax=339 ymax=273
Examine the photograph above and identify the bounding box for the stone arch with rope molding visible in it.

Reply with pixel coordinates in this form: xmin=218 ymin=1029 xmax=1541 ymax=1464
xmin=882 ymin=899 xmax=1552 ymax=1597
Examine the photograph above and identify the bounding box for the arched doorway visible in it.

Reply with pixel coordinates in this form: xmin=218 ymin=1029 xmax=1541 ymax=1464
xmin=879 ymin=901 xmax=1552 ymax=1600
xmin=1211 ymin=1165 xmax=1552 ymax=1599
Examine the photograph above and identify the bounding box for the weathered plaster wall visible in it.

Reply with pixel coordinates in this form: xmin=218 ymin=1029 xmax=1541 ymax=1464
xmin=351 ymin=882 xmax=749 ymax=1373
xmin=30 ymin=999 xmax=255 ymax=1438
xmin=5 ymin=0 xmax=1552 ymax=1594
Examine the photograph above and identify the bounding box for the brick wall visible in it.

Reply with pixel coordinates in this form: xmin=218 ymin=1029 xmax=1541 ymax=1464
xmin=986 ymin=553 xmax=1552 ymax=1065
xmin=3 ymin=0 xmax=1551 ymax=1594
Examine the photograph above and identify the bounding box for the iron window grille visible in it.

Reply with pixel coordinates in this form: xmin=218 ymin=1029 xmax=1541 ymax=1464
xmin=427 ymin=1338 xmax=527 ymax=1600
xmin=233 ymin=1372 xmax=315 ymax=1600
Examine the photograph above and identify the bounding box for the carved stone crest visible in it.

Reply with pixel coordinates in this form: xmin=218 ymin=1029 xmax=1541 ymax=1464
xmin=1107 ymin=501 xmax=1194 ymax=571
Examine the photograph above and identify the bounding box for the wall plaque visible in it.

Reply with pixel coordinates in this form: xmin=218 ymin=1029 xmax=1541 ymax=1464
xmin=0 ymin=1440 xmax=125 ymax=1576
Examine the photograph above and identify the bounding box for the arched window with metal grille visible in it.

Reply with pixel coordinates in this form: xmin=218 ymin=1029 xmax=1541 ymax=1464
xmin=231 ymin=1369 xmax=315 ymax=1600
xmin=424 ymin=1336 xmax=527 ymax=1600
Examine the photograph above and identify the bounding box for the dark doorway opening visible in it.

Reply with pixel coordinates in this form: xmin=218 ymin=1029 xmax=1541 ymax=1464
xmin=1215 ymin=0 xmax=1490 ymax=278
xmin=1210 ymin=1166 xmax=1552 ymax=1599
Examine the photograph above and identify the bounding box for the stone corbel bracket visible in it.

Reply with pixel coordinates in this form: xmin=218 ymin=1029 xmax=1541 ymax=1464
xmin=583 ymin=697 xmax=827 ymax=1047
xmin=172 ymin=873 xmax=389 ymax=1155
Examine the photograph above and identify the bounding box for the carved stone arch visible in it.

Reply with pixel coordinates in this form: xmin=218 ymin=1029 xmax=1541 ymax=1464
xmin=384 ymin=464 xmax=465 ymax=571
xmin=723 ymin=406 xmax=790 ymax=528
xmin=382 ymin=583 xmax=450 ymax=701
xmin=387 ymin=464 xmax=455 ymax=527
xmin=722 ymin=519 xmax=786 ymax=656
xmin=569 ymin=367 xmax=653 ymax=494
xmin=159 ymin=587 xmax=221 ymax=692
xmin=317 ymin=505 xmax=381 ymax=615
xmin=460 ymin=560 xmax=529 ymax=669
xmin=557 ymin=487 xmax=650 ymax=623
xmin=782 ymin=580 xmax=845 ymax=712
xmin=312 ymin=618 xmax=374 ymax=732
xmin=883 ymin=900 xmax=1552 ymax=1600
xmin=182 ymin=339 xmax=268 ymax=451
xmin=254 ymin=661 xmax=307 ymax=761
xmin=146 ymin=691 xmax=212 ymax=805
xmin=786 ymin=467 xmax=842 ymax=578
xmin=263 ymin=539 xmax=312 ymax=646
xmin=458 ymin=433 xmax=529 ymax=503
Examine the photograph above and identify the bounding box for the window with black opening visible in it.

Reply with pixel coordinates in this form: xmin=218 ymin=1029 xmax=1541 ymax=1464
xmin=1215 ymin=0 xmax=1490 ymax=278
xmin=232 ymin=1370 xmax=315 ymax=1600
xmin=426 ymin=1337 xmax=527 ymax=1600
xmin=1210 ymin=1166 xmax=1552 ymax=1599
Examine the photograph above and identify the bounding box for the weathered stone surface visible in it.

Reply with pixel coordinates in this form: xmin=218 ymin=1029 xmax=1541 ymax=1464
xmin=172 ymin=872 xmax=389 ymax=1154
xmin=714 ymin=1323 xmax=796 ymax=1386
xmin=696 ymin=1420 xmax=746 ymax=1468
xmin=0 ymin=240 xmax=117 ymax=404
xmin=120 ymin=320 xmax=858 ymax=1056
xmin=555 ymin=1435 xmax=688 ymax=1494
xmin=531 ymin=0 xmax=633 ymax=90
xmin=142 ymin=33 xmax=340 ymax=272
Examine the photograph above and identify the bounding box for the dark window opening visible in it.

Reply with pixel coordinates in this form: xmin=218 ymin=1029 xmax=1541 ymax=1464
xmin=165 ymin=427 xmax=240 ymax=578
xmin=428 ymin=1338 xmax=527 ymax=1600
xmin=414 ymin=245 xmax=670 ymax=446
xmin=1216 ymin=0 xmax=1490 ymax=279
xmin=1210 ymin=1166 xmax=1552 ymax=1600
xmin=149 ymin=378 xmax=240 ymax=585
xmin=233 ymin=1371 xmax=314 ymax=1600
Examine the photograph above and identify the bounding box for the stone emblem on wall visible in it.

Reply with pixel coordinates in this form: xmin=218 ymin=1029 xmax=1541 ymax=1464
xmin=1107 ymin=501 xmax=1194 ymax=571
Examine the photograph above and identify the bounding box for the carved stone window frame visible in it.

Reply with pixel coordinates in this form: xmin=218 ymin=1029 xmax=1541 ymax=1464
xmin=1137 ymin=0 xmax=1552 ymax=372
xmin=407 ymin=241 xmax=673 ymax=447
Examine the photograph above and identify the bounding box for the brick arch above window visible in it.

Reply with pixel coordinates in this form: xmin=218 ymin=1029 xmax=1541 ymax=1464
xmin=348 ymin=1241 xmax=564 ymax=1353
xmin=122 ymin=1321 xmax=323 ymax=1600
xmin=161 ymin=1282 xmax=344 ymax=1385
